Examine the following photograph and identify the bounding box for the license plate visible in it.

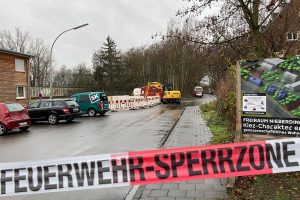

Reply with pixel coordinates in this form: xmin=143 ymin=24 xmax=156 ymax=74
xmin=19 ymin=122 xmax=27 ymax=126
xmin=73 ymin=108 xmax=79 ymax=112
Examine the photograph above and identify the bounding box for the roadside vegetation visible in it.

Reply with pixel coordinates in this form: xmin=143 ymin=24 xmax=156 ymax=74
xmin=200 ymin=102 xmax=234 ymax=144
xmin=201 ymin=64 xmax=237 ymax=144
xmin=230 ymin=173 xmax=300 ymax=200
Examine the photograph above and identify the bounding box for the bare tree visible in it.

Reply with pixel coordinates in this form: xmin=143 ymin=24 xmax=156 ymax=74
xmin=71 ymin=63 xmax=95 ymax=90
xmin=0 ymin=27 xmax=51 ymax=86
xmin=29 ymin=38 xmax=51 ymax=86
xmin=0 ymin=27 xmax=31 ymax=53
xmin=53 ymin=65 xmax=73 ymax=87
xmin=120 ymin=24 xmax=207 ymax=96
xmin=173 ymin=0 xmax=289 ymax=57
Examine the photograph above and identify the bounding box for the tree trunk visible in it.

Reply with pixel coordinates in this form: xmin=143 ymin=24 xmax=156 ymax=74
xmin=253 ymin=28 xmax=262 ymax=58
xmin=252 ymin=0 xmax=262 ymax=58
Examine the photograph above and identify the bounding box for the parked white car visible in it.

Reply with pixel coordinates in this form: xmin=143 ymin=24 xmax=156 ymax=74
xmin=193 ymin=86 xmax=203 ymax=97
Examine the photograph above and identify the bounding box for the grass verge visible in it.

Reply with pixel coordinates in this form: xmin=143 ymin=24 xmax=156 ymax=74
xmin=200 ymin=102 xmax=234 ymax=144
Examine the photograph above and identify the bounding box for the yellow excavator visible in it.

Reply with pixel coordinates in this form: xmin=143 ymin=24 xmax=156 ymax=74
xmin=162 ymin=83 xmax=181 ymax=104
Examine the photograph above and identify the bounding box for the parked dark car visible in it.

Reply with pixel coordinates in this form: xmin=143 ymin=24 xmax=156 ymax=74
xmin=0 ymin=103 xmax=31 ymax=135
xmin=27 ymin=99 xmax=81 ymax=124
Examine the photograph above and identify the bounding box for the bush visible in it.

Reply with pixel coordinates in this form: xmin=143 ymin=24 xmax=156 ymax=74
xmin=214 ymin=64 xmax=237 ymax=131
xmin=200 ymin=63 xmax=236 ymax=144
xmin=201 ymin=102 xmax=224 ymax=125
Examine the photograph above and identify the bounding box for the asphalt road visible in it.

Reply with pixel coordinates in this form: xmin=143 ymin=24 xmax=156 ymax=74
xmin=0 ymin=95 xmax=214 ymax=200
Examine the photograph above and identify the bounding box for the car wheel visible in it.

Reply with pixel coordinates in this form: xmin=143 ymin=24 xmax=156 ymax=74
xmin=48 ymin=114 xmax=58 ymax=125
xmin=0 ymin=123 xmax=7 ymax=135
xmin=100 ymin=111 xmax=105 ymax=116
xmin=20 ymin=126 xmax=29 ymax=131
xmin=88 ymin=108 xmax=96 ymax=117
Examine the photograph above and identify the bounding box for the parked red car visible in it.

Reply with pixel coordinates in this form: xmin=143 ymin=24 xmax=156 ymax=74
xmin=0 ymin=103 xmax=31 ymax=135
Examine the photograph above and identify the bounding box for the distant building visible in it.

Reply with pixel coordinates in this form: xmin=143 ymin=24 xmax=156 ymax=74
xmin=0 ymin=48 xmax=33 ymax=105
xmin=263 ymin=0 xmax=300 ymax=56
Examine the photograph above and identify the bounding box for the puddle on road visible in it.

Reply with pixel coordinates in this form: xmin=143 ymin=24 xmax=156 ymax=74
xmin=179 ymin=125 xmax=190 ymax=128
xmin=158 ymin=109 xmax=165 ymax=115
xmin=164 ymin=105 xmax=183 ymax=110
xmin=163 ymin=101 xmax=195 ymax=110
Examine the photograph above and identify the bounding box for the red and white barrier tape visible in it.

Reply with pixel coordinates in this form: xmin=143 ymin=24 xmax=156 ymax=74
xmin=1 ymin=138 xmax=299 ymax=197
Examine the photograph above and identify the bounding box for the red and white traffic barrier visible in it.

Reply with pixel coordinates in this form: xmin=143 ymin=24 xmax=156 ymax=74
xmin=108 ymin=96 xmax=161 ymax=111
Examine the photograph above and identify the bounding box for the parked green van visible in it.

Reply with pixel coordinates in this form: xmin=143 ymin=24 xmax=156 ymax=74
xmin=70 ymin=92 xmax=110 ymax=117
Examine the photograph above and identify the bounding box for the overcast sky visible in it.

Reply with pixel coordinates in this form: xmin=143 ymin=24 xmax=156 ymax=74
xmin=0 ymin=0 xmax=186 ymax=69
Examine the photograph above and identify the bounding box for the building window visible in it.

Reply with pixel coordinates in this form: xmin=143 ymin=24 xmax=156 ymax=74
xmin=16 ymin=86 xmax=26 ymax=99
xmin=15 ymin=59 xmax=25 ymax=72
xmin=287 ymin=32 xmax=298 ymax=41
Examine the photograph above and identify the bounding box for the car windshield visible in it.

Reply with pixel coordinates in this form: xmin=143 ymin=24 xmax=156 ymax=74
xmin=65 ymin=100 xmax=79 ymax=107
xmin=195 ymin=87 xmax=203 ymax=91
xmin=5 ymin=103 xmax=25 ymax=112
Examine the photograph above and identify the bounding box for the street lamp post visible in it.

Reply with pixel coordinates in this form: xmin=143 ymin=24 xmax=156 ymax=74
xmin=49 ymin=23 xmax=89 ymax=99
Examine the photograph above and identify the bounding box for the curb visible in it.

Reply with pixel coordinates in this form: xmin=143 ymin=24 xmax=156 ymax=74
xmin=125 ymin=185 xmax=140 ymax=200
xmin=159 ymin=106 xmax=186 ymax=148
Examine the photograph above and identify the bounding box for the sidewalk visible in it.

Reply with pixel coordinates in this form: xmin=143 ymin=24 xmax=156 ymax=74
xmin=132 ymin=105 xmax=228 ymax=200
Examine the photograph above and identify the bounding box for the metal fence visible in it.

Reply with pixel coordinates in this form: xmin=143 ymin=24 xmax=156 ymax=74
xmin=31 ymin=87 xmax=87 ymax=99
xmin=31 ymin=87 xmax=133 ymax=99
